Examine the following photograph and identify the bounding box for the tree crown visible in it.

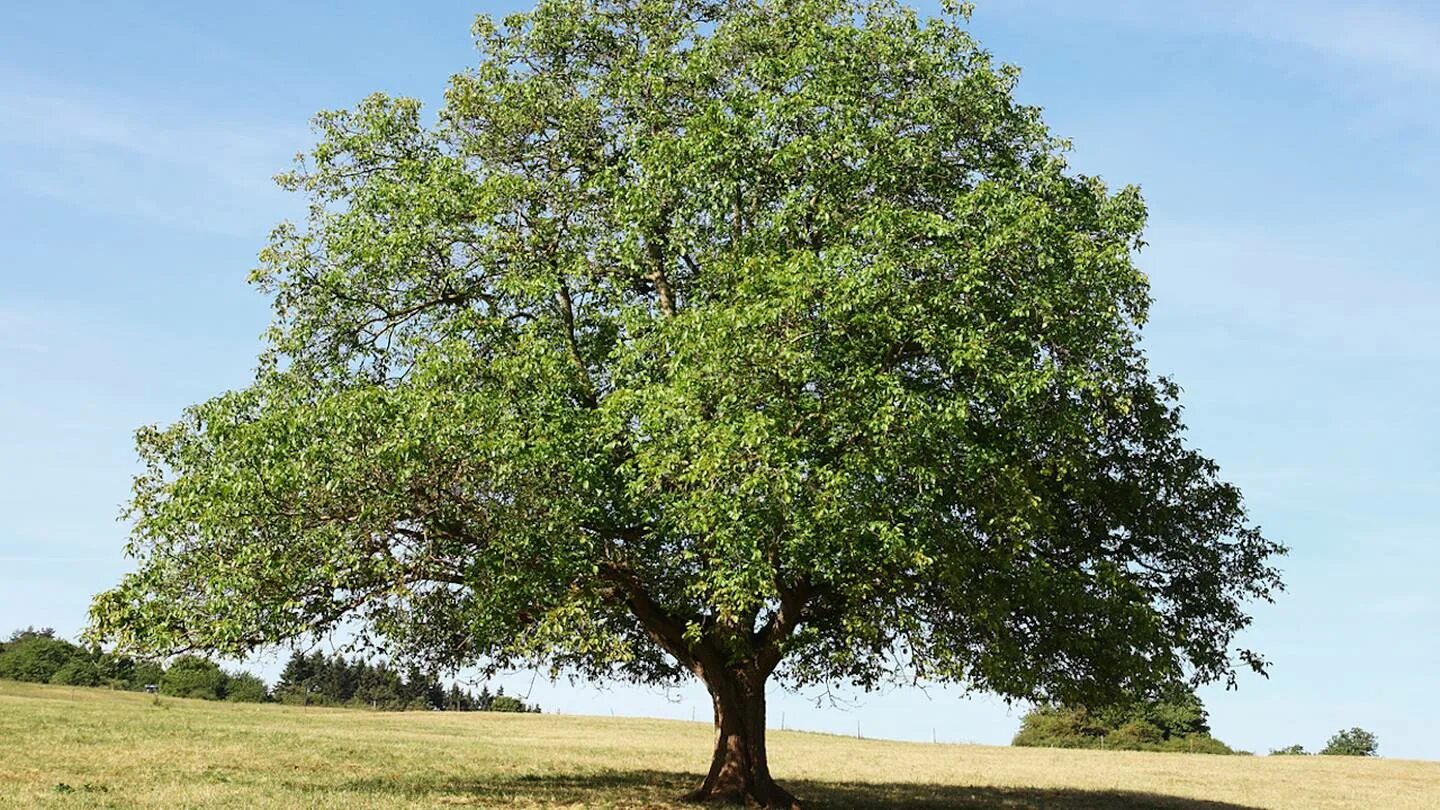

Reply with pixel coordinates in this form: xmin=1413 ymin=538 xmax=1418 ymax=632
xmin=91 ymin=0 xmax=1283 ymax=709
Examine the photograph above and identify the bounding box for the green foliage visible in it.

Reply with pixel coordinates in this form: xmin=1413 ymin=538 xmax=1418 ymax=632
xmin=1012 ymin=688 xmax=1235 ymax=754
xmin=128 ymin=660 xmax=166 ymax=691
xmin=0 ymin=632 xmax=83 ymax=684
xmin=1270 ymin=744 xmax=1308 ymax=756
xmin=90 ymin=0 xmax=1282 ymax=721
xmin=0 ymin=627 xmax=266 ymax=702
xmin=49 ymin=658 xmax=102 ymax=687
xmin=1321 ymin=728 xmax=1378 ymax=757
xmin=224 ymin=672 xmax=270 ymax=702
xmin=272 ymin=650 xmax=536 ymax=712
xmin=160 ymin=656 xmax=227 ymax=700
xmin=488 ymin=695 xmax=525 ymax=713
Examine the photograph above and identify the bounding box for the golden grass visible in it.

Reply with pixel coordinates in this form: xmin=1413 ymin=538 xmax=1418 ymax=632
xmin=2 ymin=680 xmax=1434 ymax=809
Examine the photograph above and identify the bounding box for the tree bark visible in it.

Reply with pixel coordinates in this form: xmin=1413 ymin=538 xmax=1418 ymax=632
xmin=685 ymin=668 xmax=799 ymax=808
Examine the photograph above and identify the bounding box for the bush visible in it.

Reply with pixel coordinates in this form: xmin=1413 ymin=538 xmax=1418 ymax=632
xmin=224 ymin=672 xmax=269 ymax=702
xmin=1155 ymin=734 xmax=1236 ymax=755
xmin=160 ymin=656 xmax=227 ymax=700
xmin=1321 ymin=728 xmax=1378 ymax=757
xmin=1012 ymin=688 xmax=1235 ymax=754
xmin=1011 ymin=705 xmax=1107 ymax=749
xmin=128 ymin=661 xmax=166 ymax=692
xmin=1270 ymin=744 xmax=1308 ymax=756
xmin=49 ymin=658 xmax=101 ymax=687
xmin=1109 ymin=719 xmax=1163 ymax=749
xmin=1 ymin=626 xmax=265 ymax=702
xmin=489 ymin=695 xmax=526 ymax=713
xmin=0 ymin=635 xmax=83 ymax=683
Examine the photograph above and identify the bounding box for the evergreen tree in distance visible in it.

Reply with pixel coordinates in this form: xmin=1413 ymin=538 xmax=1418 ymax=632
xmin=89 ymin=0 xmax=1284 ymax=804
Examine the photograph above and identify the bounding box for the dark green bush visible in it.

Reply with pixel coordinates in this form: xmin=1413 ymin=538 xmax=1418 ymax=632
xmin=489 ymin=695 xmax=526 ymax=713
xmin=1012 ymin=688 xmax=1235 ymax=754
xmin=224 ymin=671 xmax=270 ymax=702
xmin=1321 ymin=728 xmax=1378 ymax=757
xmin=49 ymin=658 xmax=101 ymax=687
xmin=0 ymin=632 xmax=82 ymax=683
xmin=160 ymin=655 xmax=227 ymax=700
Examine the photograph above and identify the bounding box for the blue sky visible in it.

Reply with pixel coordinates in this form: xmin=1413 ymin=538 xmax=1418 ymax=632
xmin=2 ymin=0 xmax=1437 ymax=759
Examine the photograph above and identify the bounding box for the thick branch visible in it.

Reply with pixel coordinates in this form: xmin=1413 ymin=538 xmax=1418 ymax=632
xmin=555 ymin=281 xmax=598 ymax=406
xmin=753 ymin=580 xmax=813 ymax=675
xmin=645 ymin=239 xmax=677 ymax=317
xmin=598 ymin=561 xmax=709 ymax=673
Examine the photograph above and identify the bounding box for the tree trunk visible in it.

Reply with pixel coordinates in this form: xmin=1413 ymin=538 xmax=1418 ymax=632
xmin=684 ymin=669 xmax=799 ymax=808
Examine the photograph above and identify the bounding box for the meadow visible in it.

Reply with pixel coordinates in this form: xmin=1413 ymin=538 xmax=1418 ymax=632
xmin=2 ymin=680 xmax=1436 ymax=809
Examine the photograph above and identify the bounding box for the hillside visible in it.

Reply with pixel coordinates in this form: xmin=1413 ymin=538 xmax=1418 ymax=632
xmin=1 ymin=681 xmax=1434 ymax=809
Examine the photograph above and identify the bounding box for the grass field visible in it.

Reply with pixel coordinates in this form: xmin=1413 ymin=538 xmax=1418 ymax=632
xmin=2 ymin=681 xmax=1436 ymax=809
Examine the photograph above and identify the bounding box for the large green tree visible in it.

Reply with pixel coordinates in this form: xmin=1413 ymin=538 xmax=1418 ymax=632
xmin=90 ymin=0 xmax=1283 ymax=804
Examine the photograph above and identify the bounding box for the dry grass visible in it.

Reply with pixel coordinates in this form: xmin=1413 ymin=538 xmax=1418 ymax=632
xmin=2 ymin=680 xmax=1434 ymax=809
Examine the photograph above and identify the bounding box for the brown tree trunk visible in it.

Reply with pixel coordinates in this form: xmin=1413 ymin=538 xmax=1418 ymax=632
xmin=684 ymin=669 xmax=799 ymax=808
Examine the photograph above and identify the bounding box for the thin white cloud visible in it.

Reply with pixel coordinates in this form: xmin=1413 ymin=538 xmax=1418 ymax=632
xmin=1144 ymin=215 xmax=1440 ymax=358
xmin=990 ymin=0 xmax=1440 ymax=79
xmin=0 ymin=70 xmax=307 ymax=236
xmin=983 ymin=0 xmax=1440 ymax=137
xmin=1231 ymin=2 xmax=1440 ymax=81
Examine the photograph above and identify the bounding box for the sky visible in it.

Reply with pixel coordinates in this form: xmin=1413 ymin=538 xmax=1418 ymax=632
xmin=2 ymin=0 xmax=1437 ymax=760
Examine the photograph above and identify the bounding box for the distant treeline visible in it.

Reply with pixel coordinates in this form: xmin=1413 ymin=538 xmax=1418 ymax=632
xmin=274 ymin=650 xmax=540 ymax=713
xmin=1011 ymin=688 xmax=1381 ymax=758
xmin=0 ymin=626 xmax=264 ymax=701
xmin=0 ymin=628 xmax=538 ymax=713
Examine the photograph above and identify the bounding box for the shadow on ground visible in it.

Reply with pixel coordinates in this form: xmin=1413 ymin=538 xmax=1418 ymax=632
xmin=338 ymin=769 xmax=1261 ymax=809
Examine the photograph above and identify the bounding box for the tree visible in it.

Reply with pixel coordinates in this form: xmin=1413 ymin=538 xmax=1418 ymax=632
xmin=49 ymin=657 xmax=102 ymax=687
xmin=1012 ymin=686 xmax=1234 ymax=754
xmin=160 ymin=655 xmax=227 ymax=700
xmin=129 ymin=660 xmax=166 ymax=691
xmin=277 ymin=650 xmax=315 ymax=692
xmin=6 ymin=626 xmax=58 ymax=643
xmin=1321 ymin=728 xmax=1378 ymax=757
xmin=87 ymin=0 xmax=1284 ymax=804
xmin=225 ymin=671 xmax=270 ymax=702
xmin=355 ymin=661 xmax=406 ymax=709
xmin=0 ymin=633 xmax=82 ymax=683
xmin=489 ymin=694 xmax=526 ymax=713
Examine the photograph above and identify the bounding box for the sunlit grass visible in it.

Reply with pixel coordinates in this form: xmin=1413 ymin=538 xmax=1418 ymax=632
xmin=2 ymin=680 xmax=1434 ymax=808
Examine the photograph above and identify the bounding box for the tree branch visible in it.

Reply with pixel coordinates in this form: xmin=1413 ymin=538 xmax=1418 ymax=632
xmin=753 ymin=579 xmax=813 ymax=675
xmin=555 ymin=281 xmax=599 ymax=406
xmin=645 ymin=239 xmax=677 ymax=317
xmin=598 ymin=561 xmax=708 ymax=674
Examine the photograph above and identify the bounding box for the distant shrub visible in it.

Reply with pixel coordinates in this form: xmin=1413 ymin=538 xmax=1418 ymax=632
xmin=1154 ymin=734 xmax=1236 ymax=755
xmin=224 ymin=672 xmax=269 ymax=703
xmin=1270 ymin=744 xmax=1308 ymax=756
xmin=49 ymin=658 xmax=101 ymax=687
xmin=2 ymin=626 xmax=267 ymax=703
xmin=1012 ymin=688 xmax=1235 ymax=754
xmin=128 ymin=661 xmax=166 ymax=692
xmin=160 ymin=656 xmax=227 ymax=700
xmin=0 ymin=634 xmax=82 ymax=683
xmin=1109 ymin=719 xmax=1163 ymax=749
xmin=1321 ymin=728 xmax=1378 ymax=757
xmin=489 ymin=695 xmax=526 ymax=713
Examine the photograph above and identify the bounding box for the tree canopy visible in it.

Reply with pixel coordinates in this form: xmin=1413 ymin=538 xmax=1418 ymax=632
xmin=90 ymin=0 xmax=1283 ymax=803
xmin=1012 ymin=686 xmax=1236 ymax=754
xmin=1321 ymin=728 xmax=1379 ymax=757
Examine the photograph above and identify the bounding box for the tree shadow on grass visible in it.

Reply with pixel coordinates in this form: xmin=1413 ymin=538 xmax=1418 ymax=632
xmin=339 ymin=769 xmax=1261 ymax=809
